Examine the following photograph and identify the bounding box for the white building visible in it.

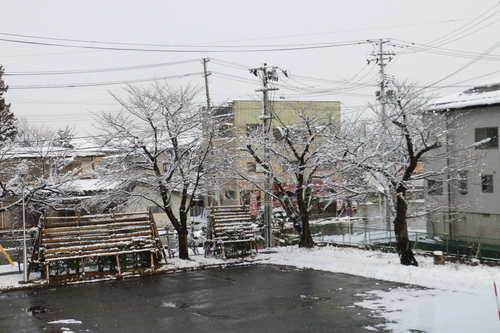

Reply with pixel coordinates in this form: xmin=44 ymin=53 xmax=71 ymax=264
xmin=426 ymin=78 xmax=500 ymax=245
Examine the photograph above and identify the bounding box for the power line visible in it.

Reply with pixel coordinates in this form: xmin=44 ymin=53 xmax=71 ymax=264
xmin=9 ymin=72 xmax=205 ymax=89
xmin=421 ymin=40 xmax=500 ymax=91
xmin=0 ymin=35 xmax=371 ymax=53
xmin=4 ymin=59 xmax=202 ymax=76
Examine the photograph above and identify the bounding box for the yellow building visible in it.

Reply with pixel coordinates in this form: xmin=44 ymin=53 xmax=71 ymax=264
xmin=211 ymin=100 xmax=341 ymax=206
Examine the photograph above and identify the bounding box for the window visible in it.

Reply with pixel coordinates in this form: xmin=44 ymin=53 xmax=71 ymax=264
xmin=163 ymin=162 xmax=169 ymax=172
xmin=428 ymin=179 xmax=443 ymax=195
xmin=224 ymin=191 xmax=236 ymax=199
xmin=149 ymin=205 xmax=163 ymax=213
xmin=482 ymin=174 xmax=494 ymax=193
xmin=51 ymin=164 xmax=59 ymax=176
xmin=247 ymin=162 xmax=257 ymax=173
xmin=458 ymin=170 xmax=468 ymax=194
xmin=219 ymin=123 xmax=233 ymax=137
xmin=475 ymin=127 xmax=498 ymax=149
xmin=246 ymin=124 xmax=260 ymax=136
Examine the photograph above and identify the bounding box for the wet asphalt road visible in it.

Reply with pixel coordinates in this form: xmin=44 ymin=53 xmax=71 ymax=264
xmin=0 ymin=265 xmax=402 ymax=332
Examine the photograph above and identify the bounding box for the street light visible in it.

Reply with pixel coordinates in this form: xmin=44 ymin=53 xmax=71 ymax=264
xmin=18 ymin=162 xmax=29 ymax=283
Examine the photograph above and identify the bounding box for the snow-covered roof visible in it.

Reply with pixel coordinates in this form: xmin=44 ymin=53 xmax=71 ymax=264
xmin=61 ymin=178 xmax=118 ymax=193
xmin=431 ymin=76 xmax=500 ymax=111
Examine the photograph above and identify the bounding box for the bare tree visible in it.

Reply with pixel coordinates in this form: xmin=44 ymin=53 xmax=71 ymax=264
xmin=244 ymin=101 xmax=341 ymax=248
xmin=93 ymin=83 xmax=217 ymax=260
xmin=339 ymin=82 xmax=444 ymax=266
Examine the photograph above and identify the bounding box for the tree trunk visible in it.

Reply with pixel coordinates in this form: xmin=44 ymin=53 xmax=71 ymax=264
xmin=177 ymin=209 xmax=190 ymax=260
xmin=177 ymin=228 xmax=190 ymax=260
xmin=164 ymin=204 xmax=190 ymax=260
xmin=296 ymin=187 xmax=314 ymax=248
xmin=299 ymin=212 xmax=314 ymax=248
xmin=393 ymin=185 xmax=418 ymax=266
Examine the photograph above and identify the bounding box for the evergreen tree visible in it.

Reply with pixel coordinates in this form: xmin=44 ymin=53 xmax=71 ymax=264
xmin=0 ymin=65 xmax=17 ymax=143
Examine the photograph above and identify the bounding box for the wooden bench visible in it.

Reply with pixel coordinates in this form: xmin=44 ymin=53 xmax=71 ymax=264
xmin=204 ymin=206 xmax=257 ymax=260
xmin=31 ymin=212 xmax=165 ymax=282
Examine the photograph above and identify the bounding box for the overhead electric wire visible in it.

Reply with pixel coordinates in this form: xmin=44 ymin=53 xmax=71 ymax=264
xmin=390 ymin=5 xmax=500 ymax=59
xmin=422 ymin=4 xmax=500 ymax=48
xmin=421 ymin=40 xmax=500 ymax=91
xmin=9 ymin=72 xmax=205 ymax=89
xmin=4 ymin=59 xmax=202 ymax=76
xmin=391 ymin=40 xmax=500 ymax=61
xmin=0 ymin=34 xmax=371 ymax=53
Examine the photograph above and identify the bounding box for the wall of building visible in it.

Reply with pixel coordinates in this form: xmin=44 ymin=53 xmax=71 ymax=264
xmin=425 ymin=105 xmax=500 ymax=243
xmin=224 ymin=100 xmax=341 ymax=207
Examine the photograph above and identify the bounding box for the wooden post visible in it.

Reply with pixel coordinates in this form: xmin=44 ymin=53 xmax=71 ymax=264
xmin=81 ymin=258 xmax=85 ymax=276
xmin=150 ymin=252 xmax=155 ymax=271
xmin=45 ymin=264 xmax=50 ymax=284
xmin=219 ymin=241 xmax=227 ymax=261
xmin=115 ymin=255 xmax=121 ymax=276
xmin=433 ymin=251 xmax=445 ymax=265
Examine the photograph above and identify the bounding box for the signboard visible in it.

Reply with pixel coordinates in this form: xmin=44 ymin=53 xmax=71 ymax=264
xmin=250 ymin=195 xmax=258 ymax=216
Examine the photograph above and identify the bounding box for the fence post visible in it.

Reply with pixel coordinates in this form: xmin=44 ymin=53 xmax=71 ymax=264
xmin=476 ymin=237 xmax=482 ymax=259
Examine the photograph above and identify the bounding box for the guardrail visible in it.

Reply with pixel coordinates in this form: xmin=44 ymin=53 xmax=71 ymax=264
xmin=312 ymin=225 xmax=500 ymax=261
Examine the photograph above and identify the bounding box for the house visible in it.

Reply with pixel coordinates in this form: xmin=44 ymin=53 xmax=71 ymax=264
xmin=425 ymin=78 xmax=500 ymax=245
xmin=210 ymin=100 xmax=341 ymax=210
xmin=0 ymin=139 xmax=106 ymax=229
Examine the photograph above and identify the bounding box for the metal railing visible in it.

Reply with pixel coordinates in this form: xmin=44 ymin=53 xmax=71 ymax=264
xmin=312 ymin=225 xmax=500 ymax=261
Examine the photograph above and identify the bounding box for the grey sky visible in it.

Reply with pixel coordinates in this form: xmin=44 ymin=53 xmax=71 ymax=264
xmin=2 ymin=1 xmax=499 ymax=135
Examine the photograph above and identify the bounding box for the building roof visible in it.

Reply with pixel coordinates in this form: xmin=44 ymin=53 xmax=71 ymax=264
xmin=431 ymin=77 xmax=500 ymax=111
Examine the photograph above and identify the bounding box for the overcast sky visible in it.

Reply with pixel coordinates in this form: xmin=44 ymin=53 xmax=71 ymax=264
xmin=2 ymin=1 xmax=500 ymax=136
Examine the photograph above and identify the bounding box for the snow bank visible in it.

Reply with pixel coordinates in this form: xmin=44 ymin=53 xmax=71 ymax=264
xmin=263 ymin=246 xmax=500 ymax=332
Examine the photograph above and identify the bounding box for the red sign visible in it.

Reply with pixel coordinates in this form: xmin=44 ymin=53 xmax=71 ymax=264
xmin=250 ymin=195 xmax=258 ymax=216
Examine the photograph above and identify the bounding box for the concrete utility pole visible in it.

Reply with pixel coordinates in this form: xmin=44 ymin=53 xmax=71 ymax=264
xmin=202 ymin=58 xmax=211 ymax=112
xmin=370 ymin=39 xmax=395 ymax=121
xmin=202 ymin=58 xmax=221 ymax=206
xmin=249 ymin=64 xmax=284 ymax=248
xmin=370 ymin=39 xmax=395 ymax=226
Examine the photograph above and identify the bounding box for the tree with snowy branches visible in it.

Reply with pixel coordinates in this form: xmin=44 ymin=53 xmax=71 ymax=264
xmin=337 ymin=82 xmax=445 ymax=266
xmin=93 ymin=83 xmax=218 ymax=260
xmin=243 ymin=101 xmax=341 ymax=248
xmin=0 ymin=65 xmax=17 ymax=143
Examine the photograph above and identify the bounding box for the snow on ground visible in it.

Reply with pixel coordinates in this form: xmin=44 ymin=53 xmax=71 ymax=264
xmin=2 ymin=246 xmax=500 ymax=332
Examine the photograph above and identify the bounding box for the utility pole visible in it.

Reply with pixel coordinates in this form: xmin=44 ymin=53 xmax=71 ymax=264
xmin=202 ymin=58 xmax=221 ymax=206
xmin=202 ymin=58 xmax=211 ymax=112
xmin=249 ymin=64 xmax=284 ymax=248
xmin=370 ymin=39 xmax=395 ymax=121
xmin=370 ymin=39 xmax=395 ymax=226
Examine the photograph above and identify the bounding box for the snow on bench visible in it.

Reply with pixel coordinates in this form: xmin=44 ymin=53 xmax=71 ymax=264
xmin=204 ymin=205 xmax=257 ymax=260
xmin=31 ymin=212 xmax=165 ymax=282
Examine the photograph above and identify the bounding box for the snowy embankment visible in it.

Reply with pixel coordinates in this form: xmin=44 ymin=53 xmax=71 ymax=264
xmin=263 ymin=246 xmax=500 ymax=333
xmin=1 ymin=245 xmax=500 ymax=332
